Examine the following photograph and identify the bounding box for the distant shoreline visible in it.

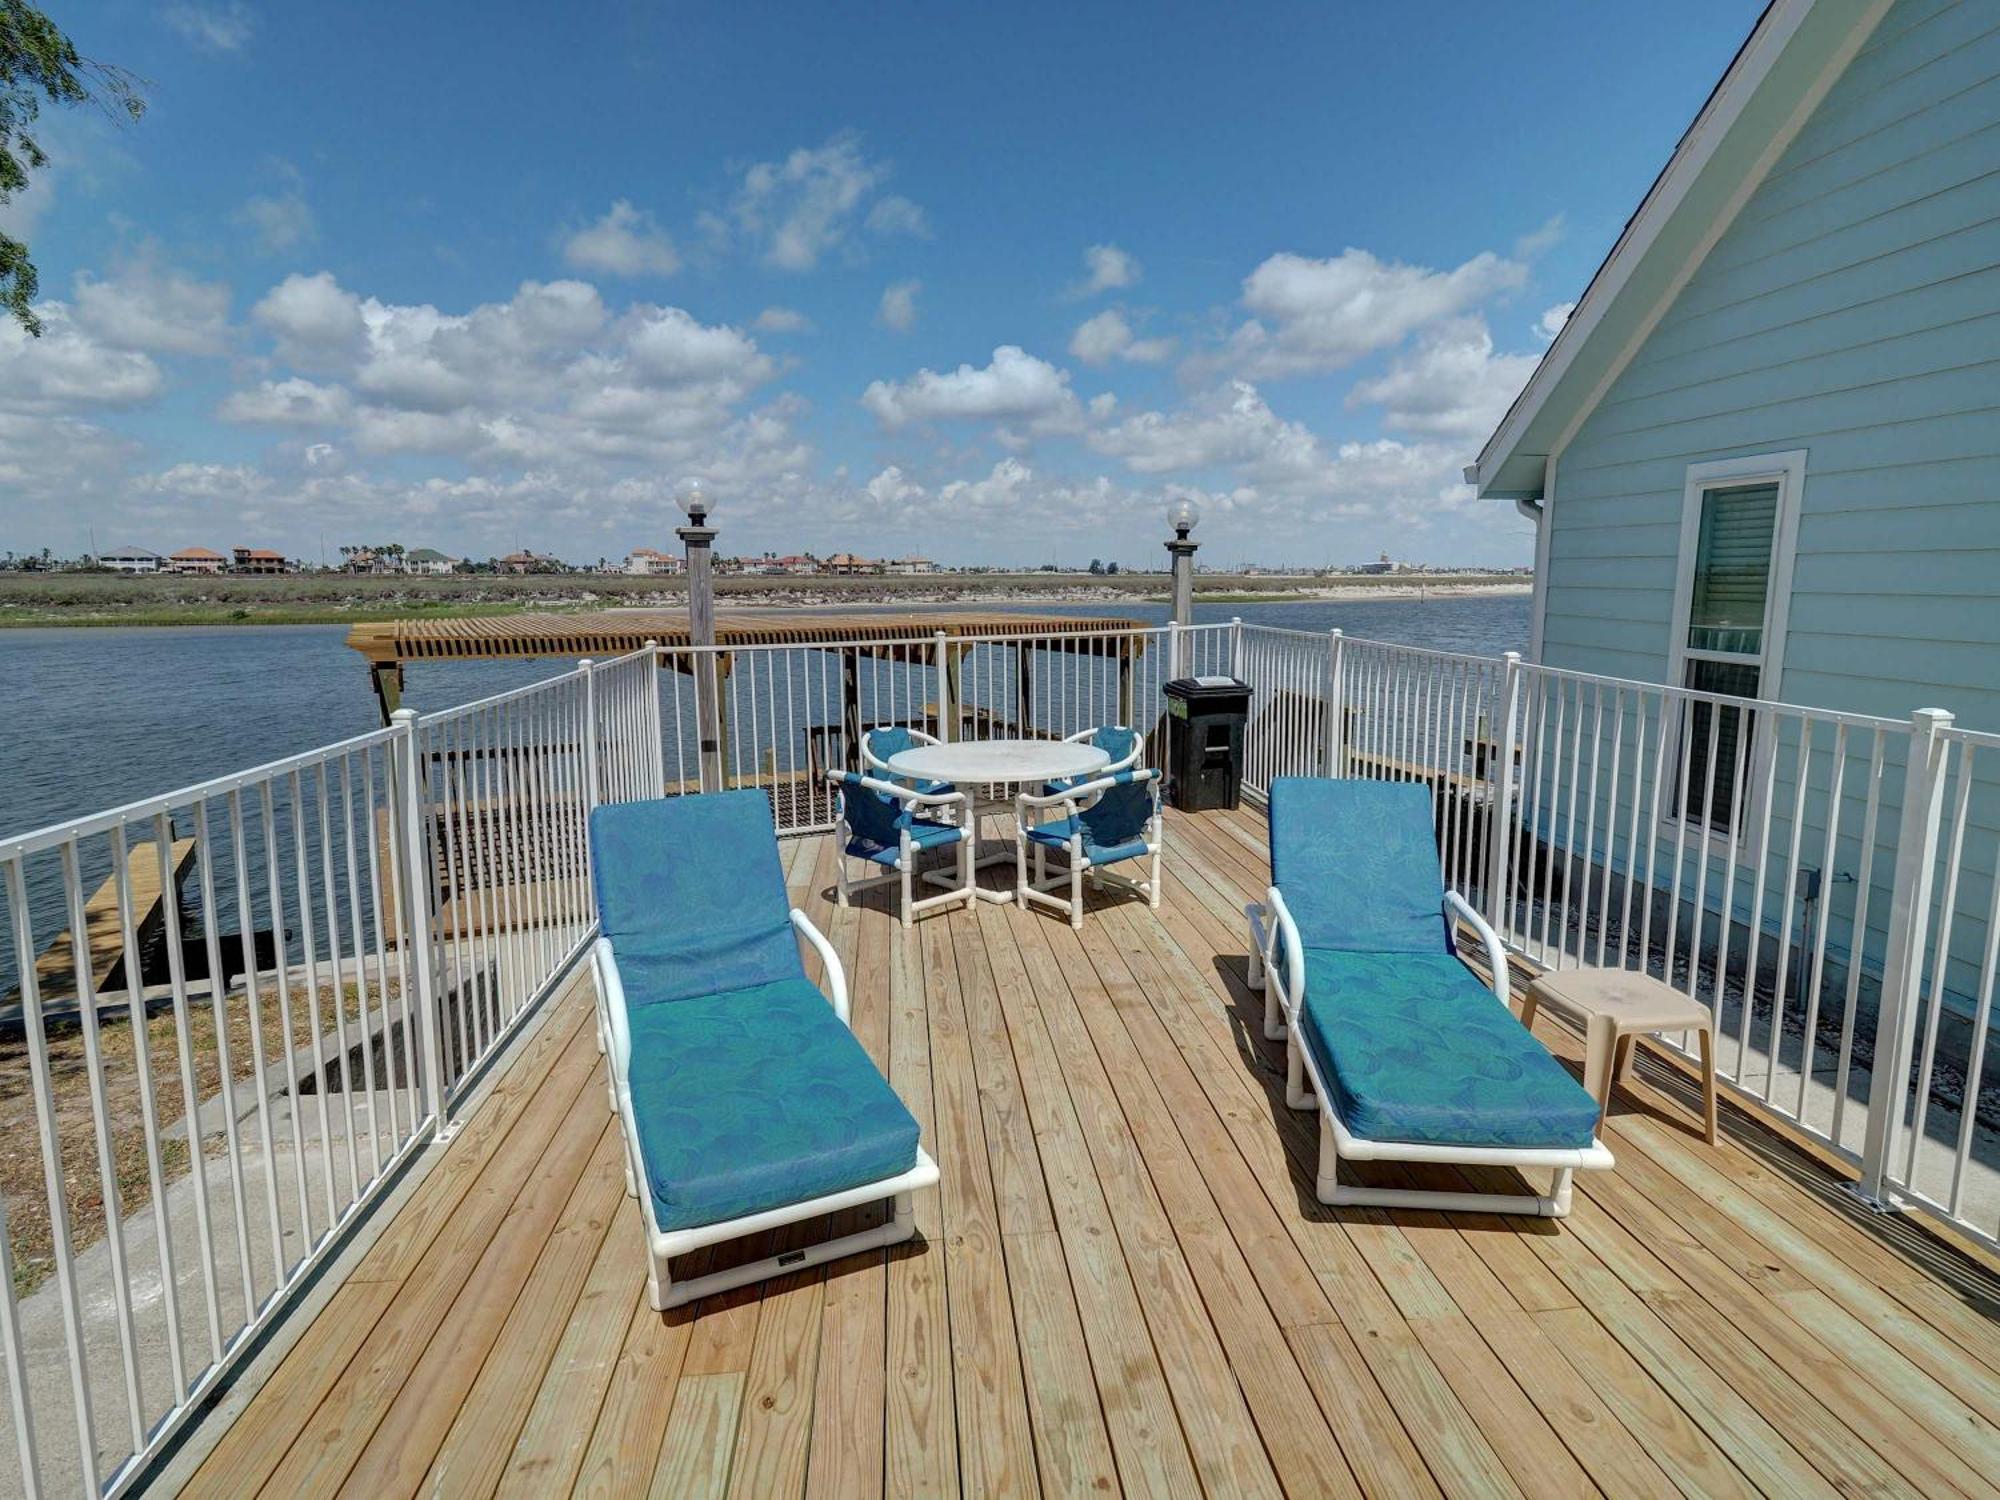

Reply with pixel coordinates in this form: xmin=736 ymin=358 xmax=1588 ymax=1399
xmin=0 ymin=571 xmax=1531 ymax=628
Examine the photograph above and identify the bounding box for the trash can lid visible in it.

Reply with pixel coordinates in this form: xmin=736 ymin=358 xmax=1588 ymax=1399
xmin=1163 ymin=675 xmax=1250 ymax=698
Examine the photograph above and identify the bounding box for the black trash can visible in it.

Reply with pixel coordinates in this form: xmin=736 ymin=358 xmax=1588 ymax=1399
xmin=1162 ymin=676 xmax=1252 ymax=812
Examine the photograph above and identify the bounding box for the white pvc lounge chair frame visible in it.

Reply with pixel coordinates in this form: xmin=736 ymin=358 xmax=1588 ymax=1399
xmin=1245 ymin=886 xmax=1613 ymax=1217
xmin=830 ymin=772 xmax=975 ymax=927
xmin=1014 ymin=766 xmax=1163 ymax=929
xmin=591 ymin=919 xmax=940 ymax=1309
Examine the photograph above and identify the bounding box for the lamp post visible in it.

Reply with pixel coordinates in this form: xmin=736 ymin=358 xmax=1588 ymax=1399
xmin=676 ymin=485 xmax=723 ymax=789
xmin=1165 ymin=496 xmax=1200 ymax=676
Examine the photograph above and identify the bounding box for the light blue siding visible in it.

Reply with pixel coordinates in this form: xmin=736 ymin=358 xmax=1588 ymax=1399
xmin=1537 ymin=0 xmax=2000 ymax=1016
xmin=1545 ymin=0 xmax=2000 ymax=714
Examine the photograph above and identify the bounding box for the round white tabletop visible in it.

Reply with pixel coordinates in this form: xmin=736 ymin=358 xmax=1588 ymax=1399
xmin=885 ymin=738 xmax=1109 ymax=786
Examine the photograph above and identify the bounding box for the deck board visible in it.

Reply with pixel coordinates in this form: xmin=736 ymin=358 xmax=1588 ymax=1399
xmin=183 ymin=805 xmax=2000 ymax=1498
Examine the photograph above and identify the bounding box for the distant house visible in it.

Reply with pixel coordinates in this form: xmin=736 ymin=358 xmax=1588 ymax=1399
xmin=773 ymin=554 xmax=815 ymax=575
xmin=232 ymin=547 xmax=291 ymax=575
xmin=404 ymin=547 xmax=459 ymax=575
xmin=167 ymin=547 xmax=226 ymax=575
xmin=887 ymin=556 xmax=937 ymax=575
xmin=623 ymin=547 xmax=682 ymax=577
xmin=99 ymin=547 xmax=161 ymax=574
xmin=821 ymin=553 xmax=882 ymax=576
xmin=497 ymin=551 xmax=561 ymax=575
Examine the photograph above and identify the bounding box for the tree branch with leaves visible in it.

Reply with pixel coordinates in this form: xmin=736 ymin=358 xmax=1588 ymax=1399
xmin=1 ymin=1 xmax=143 ymax=334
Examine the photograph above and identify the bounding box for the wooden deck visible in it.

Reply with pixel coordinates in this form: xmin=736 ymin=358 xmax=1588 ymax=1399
xmin=182 ymin=806 xmax=2000 ymax=1498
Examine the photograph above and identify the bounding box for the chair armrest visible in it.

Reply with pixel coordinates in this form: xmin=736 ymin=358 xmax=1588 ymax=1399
xmin=831 ymin=770 xmax=964 ymax=811
xmin=1017 ymin=766 xmax=1157 ymax=811
xmin=1266 ymin=886 xmax=1304 ymax=1021
xmin=791 ymin=908 xmax=850 ymax=1025
xmin=590 ymin=937 xmax=633 ymax=1078
xmin=1444 ymin=890 xmax=1511 ymax=1004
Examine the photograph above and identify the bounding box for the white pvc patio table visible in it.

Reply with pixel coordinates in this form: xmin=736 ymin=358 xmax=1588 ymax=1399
xmin=886 ymin=738 xmax=1112 ymax=903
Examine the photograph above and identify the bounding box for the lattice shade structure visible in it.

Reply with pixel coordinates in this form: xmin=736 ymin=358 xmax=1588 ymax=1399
xmin=347 ymin=607 xmax=1151 ymax=721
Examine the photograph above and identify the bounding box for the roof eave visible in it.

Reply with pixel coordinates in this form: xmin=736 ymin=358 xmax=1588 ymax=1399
xmin=1471 ymin=0 xmax=1837 ymax=502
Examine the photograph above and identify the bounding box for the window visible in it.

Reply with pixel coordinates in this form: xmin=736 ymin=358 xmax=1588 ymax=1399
xmin=1666 ymin=452 xmax=1804 ymax=838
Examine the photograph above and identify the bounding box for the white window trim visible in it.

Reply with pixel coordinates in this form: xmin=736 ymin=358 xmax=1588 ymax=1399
xmin=1660 ymin=449 xmax=1806 ymax=852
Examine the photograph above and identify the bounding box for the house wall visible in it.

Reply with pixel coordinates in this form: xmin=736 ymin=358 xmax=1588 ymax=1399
xmin=1535 ymin=0 xmax=2000 ymax=1015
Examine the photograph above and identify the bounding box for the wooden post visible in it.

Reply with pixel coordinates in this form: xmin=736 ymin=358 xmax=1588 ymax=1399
xmin=842 ymin=648 xmax=862 ymax=772
xmin=1017 ymin=640 xmax=1034 ymax=738
xmin=676 ymin=492 xmax=722 ymax=791
xmin=934 ymin=632 xmax=954 ymax=741
xmin=370 ymin=661 xmax=405 ymax=725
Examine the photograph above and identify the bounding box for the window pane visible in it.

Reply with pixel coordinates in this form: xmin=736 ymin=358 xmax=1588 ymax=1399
xmin=1678 ymin=658 xmax=1760 ymax=832
xmin=1688 ymin=481 xmax=1778 ymax=656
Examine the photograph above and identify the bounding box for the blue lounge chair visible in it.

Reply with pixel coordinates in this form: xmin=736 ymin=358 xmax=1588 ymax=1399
xmin=1245 ymin=778 xmax=1611 ymax=1217
xmin=589 ymin=791 xmax=939 ymax=1308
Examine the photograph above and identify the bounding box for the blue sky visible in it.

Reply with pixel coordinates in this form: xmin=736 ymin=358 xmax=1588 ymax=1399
xmin=0 ymin=0 xmax=1763 ymax=567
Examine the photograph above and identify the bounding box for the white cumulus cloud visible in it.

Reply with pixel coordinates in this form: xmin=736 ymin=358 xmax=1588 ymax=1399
xmin=878 ymin=280 xmax=920 ymax=332
xmin=753 ymin=306 xmax=812 ymax=334
xmin=1072 ymin=244 xmax=1141 ymax=298
xmin=1535 ymin=301 xmax=1575 ymax=341
xmin=860 ymin=345 xmax=1081 ymax=435
xmin=561 ymin=200 xmax=680 ymax=278
xmin=1348 ymin=318 xmax=1541 ymax=440
xmin=1208 ymin=247 xmax=1527 ymax=381
xmin=73 ymin=256 xmax=231 ymax=356
xmin=0 ymin=304 xmax=163 ymax=414
xmin=164 ymin=2 xmax=253 ymax=51
xmin=234 ymin=162 xmax=315 ymax=253
xmin=720 ymin=133 xmax=923 ymax=271
xmin=1068 ymin=308 xmax=1173 ymax=367
xmin=218 ymin=377 xmax=353 ymax=426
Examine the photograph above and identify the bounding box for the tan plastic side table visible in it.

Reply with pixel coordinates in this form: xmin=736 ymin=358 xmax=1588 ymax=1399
xmin=1519 ymin=968 xmax=1719 ymax=1144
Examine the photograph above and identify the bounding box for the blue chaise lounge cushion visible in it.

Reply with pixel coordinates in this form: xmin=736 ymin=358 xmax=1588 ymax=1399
xmin=1296 ymin=949 xmax=1602 ymax=1150
xmin=1268 ymin=777 xmax=1449 ymax=953
xmin=624 ymin=977 xmax=923 ymax=1231
xmin=590 ymin=791 xmax=803 ymax=1006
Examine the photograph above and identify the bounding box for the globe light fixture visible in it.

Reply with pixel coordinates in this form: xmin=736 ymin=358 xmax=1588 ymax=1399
xmin=677 ymin=484 xmax=711 ymax=525
xmin=1167 ymin=496 xmax=1200 ymax=538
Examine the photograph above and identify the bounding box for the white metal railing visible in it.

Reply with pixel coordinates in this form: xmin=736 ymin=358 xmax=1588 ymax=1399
xmin=1231 ymin=623 xmax=1998 ymax=1250
xmin=650 ymin=623 xmax=1236 ymax=835
xmin=0 ymin=644 xmax=660 ymax=1497
xmin=6 ymin=617 xmax=1997 ymax=1495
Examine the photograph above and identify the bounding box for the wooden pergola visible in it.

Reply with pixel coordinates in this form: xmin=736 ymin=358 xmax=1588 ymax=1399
xmin=345 ymin=609 xmax=1153 ymax=738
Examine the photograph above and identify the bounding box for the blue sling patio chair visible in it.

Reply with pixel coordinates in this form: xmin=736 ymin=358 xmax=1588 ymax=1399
xmin=589 ymin=791 xmax=939 ymax=1309
xmin=1244 ymin=777 xmax=1611 ymax=1217
xmin=829 ymin=771 xmax=974 ymax=926
xmin=860 ymin=723 xmax=952 ymax=795
xmin=1014 ymin=752 xmax=1163 ymax=929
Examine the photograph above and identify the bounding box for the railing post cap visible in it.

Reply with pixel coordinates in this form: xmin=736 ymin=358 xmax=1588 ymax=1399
xmin=1329 ymin=627 xmax=1342 ymax=638
xmin=390 ymin=707 xmax=418 ymax=725
xmin=1502 ymin=649 xmax=1523 ymax=663
xmin=1913 ymin=706 xmax=1952 ymax=724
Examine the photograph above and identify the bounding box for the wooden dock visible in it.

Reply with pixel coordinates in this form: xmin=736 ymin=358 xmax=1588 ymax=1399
xmin=10 ymin=837 xmax=196 ymax=1008
xmin=184 ymin=806 xmax=2000 ymax=1498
